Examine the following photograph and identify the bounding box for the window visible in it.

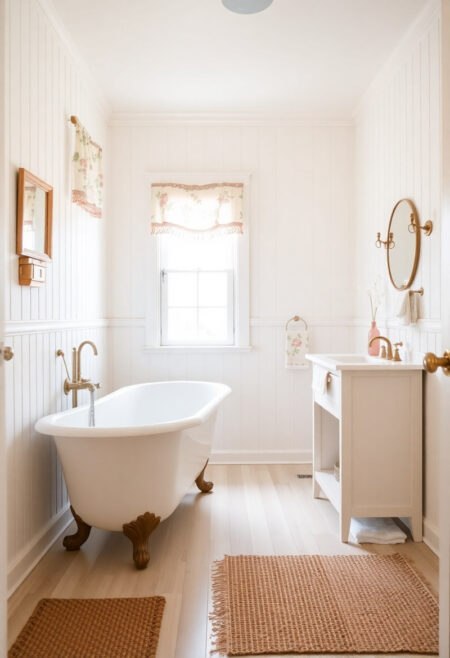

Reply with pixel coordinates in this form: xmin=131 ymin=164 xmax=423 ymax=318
xmin=160 ymin=235 xmax=236 ymax=345
xmin=146 ymin=175 xmax=250 ymax=350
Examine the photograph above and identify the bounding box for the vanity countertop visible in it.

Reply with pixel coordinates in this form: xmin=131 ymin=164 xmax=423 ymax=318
xmin=306 ymin=353 xmax=424 ymax=372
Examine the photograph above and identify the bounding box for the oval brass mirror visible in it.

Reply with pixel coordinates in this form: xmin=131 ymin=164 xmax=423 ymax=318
xmin=387 ymin=198 xmax=420 ymax=291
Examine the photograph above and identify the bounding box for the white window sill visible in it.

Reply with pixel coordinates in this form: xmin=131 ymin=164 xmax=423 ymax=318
xmin=143 ymin=345 xmax=253 ymax=355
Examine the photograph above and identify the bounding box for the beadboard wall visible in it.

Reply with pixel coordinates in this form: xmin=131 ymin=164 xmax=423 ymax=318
xmin=108 ymin=120 xmax=355 ymax=463
xmin=5 ymin=0 xmax=110 ymax=592
xmin=354 ymin=0 xmax=442 ymax=553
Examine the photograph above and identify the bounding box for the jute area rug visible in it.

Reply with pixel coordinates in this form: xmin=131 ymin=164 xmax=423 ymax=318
xmin=211 ymin=554 xmax=438 ymax=655
xmin=9 ymin=596 xmax=165 ymax=658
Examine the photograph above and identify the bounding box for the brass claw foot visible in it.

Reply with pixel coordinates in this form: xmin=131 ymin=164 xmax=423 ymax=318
xmin=63 ymin=506 xmax=92 ymax=551
xmin=195 ymin=459 xmax=214 ymax=493
xmin=122 ymin=512 xmax=161 ymax=570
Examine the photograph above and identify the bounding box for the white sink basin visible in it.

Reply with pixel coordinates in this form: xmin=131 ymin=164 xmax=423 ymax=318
xmin=306 ymin=353 xmax=424 ymax=371
xmin=324 ymin=354 xmax=377 ymax=364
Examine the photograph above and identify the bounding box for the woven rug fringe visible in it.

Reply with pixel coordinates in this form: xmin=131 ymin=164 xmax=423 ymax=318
xmin=210 ymin=558 xmax=228 ymax=655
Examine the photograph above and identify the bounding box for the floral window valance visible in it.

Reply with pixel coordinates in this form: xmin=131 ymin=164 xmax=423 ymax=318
xmin=150 ymin=182 xmax=244 ymax=236
xmin=71 ymin=118 xmax=103 ymax=218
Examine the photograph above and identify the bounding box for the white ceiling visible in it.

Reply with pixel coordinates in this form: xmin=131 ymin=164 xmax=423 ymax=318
xmin=50 ymin=0 xmax=429 ymax=116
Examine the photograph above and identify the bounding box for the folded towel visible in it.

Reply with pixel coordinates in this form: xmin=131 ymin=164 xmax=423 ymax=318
xmin=410 ymin=291 xmax=420 ymax=323
xmin=285 ymin=329 xmax=309 ymax=368
xmin=397 ymin=291 xmax=420 ymax=325
xmin=312 ymin=367 xmax=329 ymax=395
xmin=350 ymin=517 xmax=407 ymax=544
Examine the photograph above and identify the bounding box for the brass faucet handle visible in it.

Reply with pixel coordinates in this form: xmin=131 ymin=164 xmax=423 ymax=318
xmin=81 ymin=378 xmax=100 ymax=389
xmin=393 ymin=342 xmax=403 ymax=362
xmin=380 ymin=345 xmax=387 ymax=359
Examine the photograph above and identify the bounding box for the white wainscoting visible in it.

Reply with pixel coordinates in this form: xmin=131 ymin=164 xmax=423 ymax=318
xmin=5 ymin=324 xmax=109 ymax=594
xmin=110 ymin=318 xmax=358 ymax=464
xmin=5 ymin=0 xmax=110 ymax=592
xmin=354 ymin=0 xmax=442 ymax=553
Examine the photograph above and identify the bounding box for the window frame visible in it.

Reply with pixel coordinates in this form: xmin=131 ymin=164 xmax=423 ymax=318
xmin=144 ymin=171 xmax=251 ymax=352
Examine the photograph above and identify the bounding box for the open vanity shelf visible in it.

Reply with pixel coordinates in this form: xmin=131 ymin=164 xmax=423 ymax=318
xmin=307 ymin=354 xmax=424 ymax=542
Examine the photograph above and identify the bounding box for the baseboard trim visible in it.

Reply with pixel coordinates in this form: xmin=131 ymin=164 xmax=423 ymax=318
xmin=7 ymin=505 xmax=72 ymax=597
xmin=423 ymin=518 xmax=439 ymax=556
xmin=210 ymin=450 xmax=312 ymax=464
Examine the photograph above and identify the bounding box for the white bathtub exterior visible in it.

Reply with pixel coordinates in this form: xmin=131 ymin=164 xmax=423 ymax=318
xmin=35 ymin=381 xmax=231 ymax=531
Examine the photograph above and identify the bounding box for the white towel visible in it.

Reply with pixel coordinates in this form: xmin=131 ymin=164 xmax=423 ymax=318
xmin=285 ymin=329 xmax=309 ymax=368
xmin=397 ymin=291 xmax=420 ymax=325
xmin=350 ymin=517 xmax=407 ymax=544
xmin=312 ymin=367 xmax=329 ymax=395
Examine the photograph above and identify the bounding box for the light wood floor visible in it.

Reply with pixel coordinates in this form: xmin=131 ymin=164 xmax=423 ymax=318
xmin=8 ymin=464 xmax=438 ymax=658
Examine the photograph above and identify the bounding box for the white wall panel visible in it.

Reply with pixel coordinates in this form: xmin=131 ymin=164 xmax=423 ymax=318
xmin=5 ymin=0 xmax=110 ymax=592
xmin=108 ymin=119 xmax=355 ymax=462
xmin=354 ymin=3 xmax=441 ymax=552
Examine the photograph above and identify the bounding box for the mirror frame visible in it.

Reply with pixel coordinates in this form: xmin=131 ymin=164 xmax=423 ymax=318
xmin=16 ymin=167 xmax=53 ymax=261
xmin=387 ymin=197 xmax=420 ymax=291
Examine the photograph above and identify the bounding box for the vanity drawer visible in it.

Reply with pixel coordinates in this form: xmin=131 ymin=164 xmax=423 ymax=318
xmin=313 ymin=367 xmax=341 ymax=418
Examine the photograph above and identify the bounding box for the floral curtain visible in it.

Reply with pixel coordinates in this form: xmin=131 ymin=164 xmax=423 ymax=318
xmin=72 ymin=121 xmax=103 ymax=218
xmin=150 ymin=182 xmax=244 ymax=236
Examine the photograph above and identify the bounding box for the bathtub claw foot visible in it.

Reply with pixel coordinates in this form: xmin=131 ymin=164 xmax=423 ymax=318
xmin=195 ymin=460 xmax=214 ymax=493
xmin=123 ymin=512 xmax=161 ymax=570
xmin=63 ymin=506 xmax=92 ymax=551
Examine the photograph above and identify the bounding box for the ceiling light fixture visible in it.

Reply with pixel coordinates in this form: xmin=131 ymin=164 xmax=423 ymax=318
xmin=222 ymin=0 xmax=273 ymax=15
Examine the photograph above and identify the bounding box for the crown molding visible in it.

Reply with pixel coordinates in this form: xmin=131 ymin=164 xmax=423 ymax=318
xmin=109 ymin=112 xmax=354 ymax=128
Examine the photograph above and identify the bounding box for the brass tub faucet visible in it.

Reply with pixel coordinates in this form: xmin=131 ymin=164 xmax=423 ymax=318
xmin=368 ymin=335 xmax=394 ymax=360
xmin=57 ymin=341 xmax=100 ymax=407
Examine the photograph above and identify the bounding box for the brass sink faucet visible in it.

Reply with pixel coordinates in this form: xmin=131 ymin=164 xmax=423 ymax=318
xmin=57 ymin=340 xmax=100 ymax=407
xmin=368 ymin=335 xmax=393 ymax=360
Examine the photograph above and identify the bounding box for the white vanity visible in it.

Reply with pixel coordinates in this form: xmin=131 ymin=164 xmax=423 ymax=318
xmin=306 ymin=354 xmax=424 ymax=543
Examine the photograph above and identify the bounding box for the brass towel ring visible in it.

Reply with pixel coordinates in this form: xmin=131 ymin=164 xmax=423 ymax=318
xmin=285 ymin=315 xmax=308 ymax=331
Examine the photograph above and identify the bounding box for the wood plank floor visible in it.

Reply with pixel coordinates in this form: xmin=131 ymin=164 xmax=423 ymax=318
xmin=8 ymin=464 xmax=438 ymax=657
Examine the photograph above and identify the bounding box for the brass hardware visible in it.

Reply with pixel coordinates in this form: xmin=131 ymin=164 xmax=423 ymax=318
xmin=408 ymin=216 xmax=433 ymax=236
xmin=423 ymin=351 xmax=450 ymax=376
xmin=410 ymin=287 xmax=424 ymax=296
xmin=368 ymin=335 xmax=393 ymax=360
xmin=380 ymin=345 xmax=387 ymax=359
xmin=57 ymin=341 xmax=100 ymax=407
xmin=285 ymin=315 xmax=308 ymax=331
xmin=375 ymin=231 xmax=395 ymax=249
xmin=387 ymin=199 xmax=420 ymax=290
xmin=1 ymin=345 xmax=14 ymax=361
xmin=393 ymin=341 xmax=403 ymax=362
xmin=56 ymin=349 xmax=71 ymax=380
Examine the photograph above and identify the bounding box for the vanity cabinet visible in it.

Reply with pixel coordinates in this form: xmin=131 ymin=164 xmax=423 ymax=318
xmin=307 ymin=355 xmax=423 ymax=543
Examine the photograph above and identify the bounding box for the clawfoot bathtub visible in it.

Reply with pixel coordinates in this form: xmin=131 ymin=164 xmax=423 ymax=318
xmin=35 ymin=381 xmax=230 ymax=569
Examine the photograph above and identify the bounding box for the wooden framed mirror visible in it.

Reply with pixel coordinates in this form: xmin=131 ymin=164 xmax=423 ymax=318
xmin=16 ymin=168 xmax=53 ymax=261
xmin=387 ymin=198 xmax=420 ymax=291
